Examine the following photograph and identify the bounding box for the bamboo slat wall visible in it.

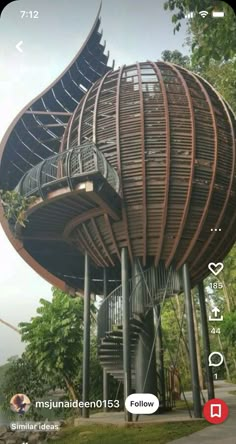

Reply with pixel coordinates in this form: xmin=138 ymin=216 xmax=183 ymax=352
xmin=62 ymin=61 xmax=236 ymax=282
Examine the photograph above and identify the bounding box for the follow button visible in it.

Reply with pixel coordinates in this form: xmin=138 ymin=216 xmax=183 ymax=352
xmin=125 ymin=393 xmax=159 ymax=414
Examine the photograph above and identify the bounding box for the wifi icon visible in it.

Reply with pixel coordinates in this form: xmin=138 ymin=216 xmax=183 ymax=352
xmin=199 ymin=10 xmax=209 ymax=18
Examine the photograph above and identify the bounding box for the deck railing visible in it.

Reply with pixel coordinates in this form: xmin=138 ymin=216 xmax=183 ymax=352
xmin=15 ymin=143 xmax=120 ymax=199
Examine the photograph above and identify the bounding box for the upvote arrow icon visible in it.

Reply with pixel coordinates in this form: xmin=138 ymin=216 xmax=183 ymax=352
xmin=209 ymin=306 xmax=223 ymax=322
xmin=212 ymin=307 xmax=220 ymax=317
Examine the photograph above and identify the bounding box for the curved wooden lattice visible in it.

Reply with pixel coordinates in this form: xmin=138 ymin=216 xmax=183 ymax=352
xmin=62 ymin=61 xmax=236 ymax=283
xmin=1 ymin=57 xmax=235 ymax=290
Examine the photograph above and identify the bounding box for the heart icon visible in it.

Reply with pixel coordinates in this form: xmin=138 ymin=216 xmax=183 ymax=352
xmin=208 ymin=262 xmax=224 ymax=276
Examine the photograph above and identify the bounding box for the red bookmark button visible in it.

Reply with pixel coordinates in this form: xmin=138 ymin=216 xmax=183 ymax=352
xmin=203 ymin=398 xmax=229 ymax=424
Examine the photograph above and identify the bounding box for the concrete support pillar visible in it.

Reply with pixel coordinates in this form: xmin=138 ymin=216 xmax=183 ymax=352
xmin=121 ymin=247 xmax=132 ymax=422
xmin=198 ymin=281 xmax=215 ymax=400
xmin=182 ymin=263 xmax=202 ymax=418
xmin=155 ymin=303 xmax=166 ymax=409
xmin=82 ymin=251 xmax=91 ymax=418
xmin=103 ymin=267 xmax=109 ymax=412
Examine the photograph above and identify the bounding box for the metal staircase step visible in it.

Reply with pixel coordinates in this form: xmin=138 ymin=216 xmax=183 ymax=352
xmin=98 ymin=314 xmax=146 ymax=385
xmin=99 ymin=346 xmax=136 ymax=353
xmin=102 ymin=336 xmax=137 ymax=344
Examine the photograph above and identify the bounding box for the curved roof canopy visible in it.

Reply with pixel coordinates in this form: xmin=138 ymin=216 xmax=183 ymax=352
xmin=0 ymin=8 xmax=113 ymax=191
xmin=0 ymin=9 xmax=116 ymax=294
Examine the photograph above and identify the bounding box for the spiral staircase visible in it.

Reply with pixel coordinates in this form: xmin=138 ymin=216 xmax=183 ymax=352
xmin=97 ymin=264 xmax=182 ymax=409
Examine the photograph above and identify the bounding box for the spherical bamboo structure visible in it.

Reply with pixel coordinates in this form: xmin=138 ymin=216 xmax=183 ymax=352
xmin=1 ymin=57 xmax=235 ymax=293
xmin=61 ymin=61 xmax=236 ymax=283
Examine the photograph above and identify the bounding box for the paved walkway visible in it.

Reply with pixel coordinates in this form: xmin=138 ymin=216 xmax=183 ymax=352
xmin=169 ymin=380 xmax=236 ymax=444
xmin=75 ymin=410 xmax=199 ymax=426
xmin=75 ymin=380 xmax=236 ymax=444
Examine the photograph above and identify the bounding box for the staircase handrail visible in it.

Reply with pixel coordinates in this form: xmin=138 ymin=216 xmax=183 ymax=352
xmin=97 ymin=264 xmax=181 ymax=341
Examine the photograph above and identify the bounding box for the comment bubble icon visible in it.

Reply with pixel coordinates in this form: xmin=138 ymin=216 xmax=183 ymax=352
xmin=208 ymin=352 xmax=224 ymax=367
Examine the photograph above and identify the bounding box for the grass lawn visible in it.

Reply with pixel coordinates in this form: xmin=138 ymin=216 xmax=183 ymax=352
xmin=52 ymin=421 xmax=210 ymax=444
xmin=174 ymin=400 xmax=193 ymax=410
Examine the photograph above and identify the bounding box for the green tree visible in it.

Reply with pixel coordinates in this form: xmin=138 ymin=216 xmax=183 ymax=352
xmin=161 ymin=295 xmax=191 ymax=390
xmin=1 ymin=289 xmax=121 ymax=419
xmin=221 ymin=312 xmax=236 ymax=347
xmin=220 ymin=312 xmax=236 ymax=381
xmin=164 ymin=1 xmax=236 ymax=65
xmin=0 ymin=362 xmax=11 ymax=403
xmin=0 ymin=190 xmax=36 ymax=228
xmin=161 ymin=51 xmax=236 ymax=113
xmin=161 ymin=49 xmax=190 ymax=66
xmin=200 ymin=59 xmax=236 ymax=112
xmin=1 ymin=355 xmax=49 ymax=420
xmin=19 ymin=288 xmax=84 ymax=402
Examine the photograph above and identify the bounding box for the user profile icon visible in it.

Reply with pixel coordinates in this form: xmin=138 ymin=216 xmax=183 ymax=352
xmin=10 ymin=393 xmax=31 ymax=415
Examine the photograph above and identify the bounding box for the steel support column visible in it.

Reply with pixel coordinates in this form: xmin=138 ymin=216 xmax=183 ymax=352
xmin=103 ymin=371 xmax=109 ymax=412
xmin=82 ymin=251 xmax=91 ymax=418
xmin=182 ymin=263 xmax=202 ymax=418
xmin=198 ymin=281 xmax=215 ymax=400
xmin=155 ymin=303 xmax=166 ymax=409
xmin=121 ymin=247 xmax=132 ymax=422
xmin=135 ymin=308 xmax=157 ymax=396
xmin=132 ymin=260 xmax=157 ymax=397
xmin=103 ymin=267 xmax=109 ymax=412
xmin=132 ymin=259 xmax=144 ymax=314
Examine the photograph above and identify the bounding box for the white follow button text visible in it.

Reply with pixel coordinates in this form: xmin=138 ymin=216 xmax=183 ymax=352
xmin=125 ymin=393 xmax=159 ymax=414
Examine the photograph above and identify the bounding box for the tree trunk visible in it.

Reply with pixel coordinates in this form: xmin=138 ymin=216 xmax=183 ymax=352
xmin=192 ymin=296 xmax=204 ymax=390
xmin=220 ymin=277 xmax=231 ymax=312
xmin=64 ymin=375 xmax=81 ymax=415
xmin=175 ymin=294 xmax=191 ymax=388
xmin=232 ymin=357 xmax=236 ymax=371
xmin=174 ymin=294 xmax=188 ymax=365
xmin=218 ymin=335 xmax=230 ymax=380
xmin=64 ymin=375 xmax=77 ymax=401
xmin=175 ymin=294 xmax=182 ymax=320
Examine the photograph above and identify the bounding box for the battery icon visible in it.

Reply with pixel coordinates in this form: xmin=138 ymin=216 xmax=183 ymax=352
xmin=212 ymin=11 xmax=225 ymax=17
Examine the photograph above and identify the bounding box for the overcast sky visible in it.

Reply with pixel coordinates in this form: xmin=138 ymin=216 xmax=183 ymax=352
xmin=0 ymin=0 xmax=189 ymax=365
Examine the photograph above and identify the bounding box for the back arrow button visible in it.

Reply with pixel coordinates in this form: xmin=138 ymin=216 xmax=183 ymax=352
xmin=16 ymin=41 xmax=23 ymax=53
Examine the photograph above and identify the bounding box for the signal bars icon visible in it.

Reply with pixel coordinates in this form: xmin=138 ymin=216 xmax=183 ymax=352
xmin=185 ymin=12 xmax=194 ymax=19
